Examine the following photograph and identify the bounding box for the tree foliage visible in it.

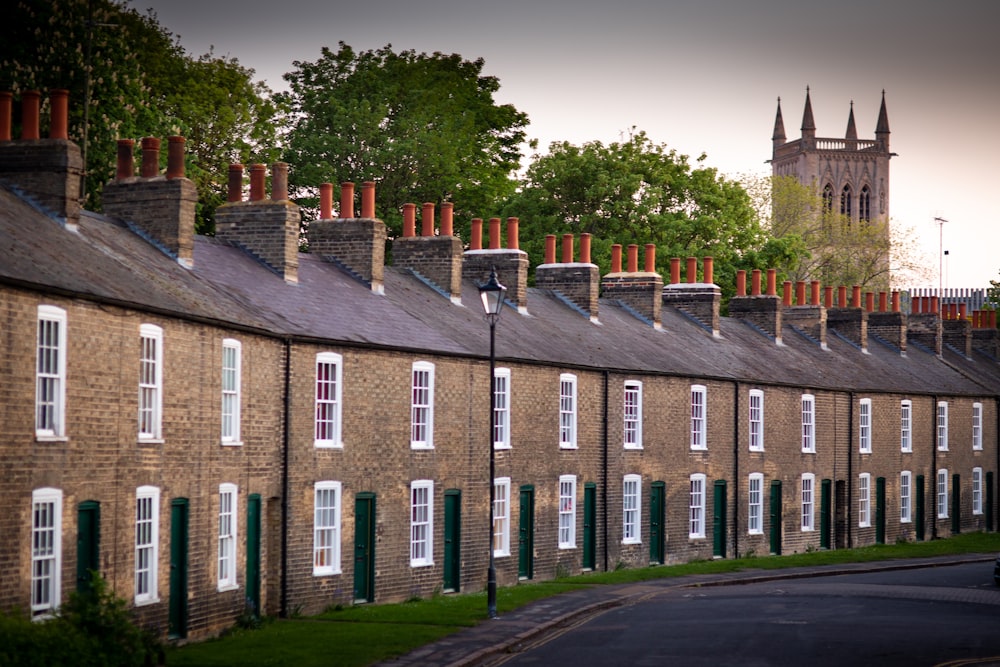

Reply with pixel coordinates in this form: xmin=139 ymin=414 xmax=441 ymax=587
xmin=0 ymin=0 xmax=283 ymax=232
xmin=502 ymin=131 xmax=792 ymax=299
xmin=279 ymin=42 xmax=529 ymax=237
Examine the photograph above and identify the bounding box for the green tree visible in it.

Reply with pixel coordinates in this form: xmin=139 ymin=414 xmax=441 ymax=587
xmin=502 ymin=131 xmax=794 ymax=300
xmin=279 ymin=42 xmax=529 ymax=237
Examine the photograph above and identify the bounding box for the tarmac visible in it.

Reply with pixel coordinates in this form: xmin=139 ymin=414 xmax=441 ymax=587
xmin=376 ymin=553 xmax=996 ymax=667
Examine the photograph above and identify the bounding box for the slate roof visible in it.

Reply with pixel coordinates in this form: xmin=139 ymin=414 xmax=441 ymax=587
xmin=2 ymin=181 xmax=998 ymax=399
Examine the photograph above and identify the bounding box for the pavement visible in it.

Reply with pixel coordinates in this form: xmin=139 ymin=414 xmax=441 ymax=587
xmin=375 ymin=553 xmax=996 ymax=667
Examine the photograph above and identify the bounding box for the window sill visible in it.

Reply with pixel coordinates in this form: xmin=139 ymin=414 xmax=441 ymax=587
xmin=35 ymin=435 xmax=68 ymax=443
xmin=313 ymin=569 xmax=342 ymax=577
xmin=624 ymin=445 xmax=643 ymax=451
xmin=138 ymin=438 xmax=164 ymax=445
xmin=493 ymin=550 xmax=510 ymax=558
xmin=559 ymin=444 xmax=578 ymax=450
xmin=217 ymin=583 xmax=240 ymax=593
xmin=493 ymin=444 xmax=511 ymax=451
xmin=314 ymin=442 xmax=344 ymax=450
xmin=410 ymin=561 xmax=434 ymax=568
xmin=221 ymin=441 xmax=244 ymax=448
xmin=622 ymin=539 xmax=642 ymax=546
xmin=558 ymin=544 xmax=576 ymax=550
xmin=410 ymin=444 xmax=434 ymax=451
xmin=134 ymin=597 xmax=160 ymax=607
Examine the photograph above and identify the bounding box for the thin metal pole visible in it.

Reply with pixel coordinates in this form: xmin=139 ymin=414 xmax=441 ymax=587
xmin=487 ymin=316 xmax=498 ymax=618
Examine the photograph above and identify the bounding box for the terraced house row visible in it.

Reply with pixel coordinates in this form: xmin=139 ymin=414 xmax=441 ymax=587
xmin=2 ymin=91 xmax=998 ymax=641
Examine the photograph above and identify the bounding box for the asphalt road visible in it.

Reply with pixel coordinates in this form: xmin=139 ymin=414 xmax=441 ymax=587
xmin=495 ymin=562 xmax=1000 ymax=667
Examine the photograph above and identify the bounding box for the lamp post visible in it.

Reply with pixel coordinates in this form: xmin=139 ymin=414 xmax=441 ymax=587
xmin=478 ymin=267 xmax=506 ymax=620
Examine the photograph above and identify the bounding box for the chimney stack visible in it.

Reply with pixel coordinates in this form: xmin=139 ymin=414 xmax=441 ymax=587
xmin=826 ymin=285 xmax=868 ymax=351
xmin=392 ymin=200 xmax=464 ymax=302
xmin=782 ymin=279 xmax=827 ymax=346
xmin=867 ymin=290 xmax=906 ymax=353
xmin=729 ymin=268 xmax=782 ymax=342
xmin=601 ymin=243 xmax=663 ymax=327
xmin=661 ymin=256 xmax=721 ymax=334
xmin=942 ymin=309 xmax=972 ymax=358
xmin=308 ymin=181 xmax=387 ymax=293
xmin=463 ymin=217 xmax=529 ymax=312
xmin=535 ymin=233 xmax=601 ymax=320
xmin=907 ymin=299 xmax=943 ymax=356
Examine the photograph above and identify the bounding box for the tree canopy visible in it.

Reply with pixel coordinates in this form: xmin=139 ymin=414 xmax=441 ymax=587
xmin=278 ymin=42 xmax=529 ymax=238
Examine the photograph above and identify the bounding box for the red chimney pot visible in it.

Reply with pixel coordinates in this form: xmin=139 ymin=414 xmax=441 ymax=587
xmin=402 ymin=203 xmax=416 ymax=237
xmin=319 ymin=183 xmax=333 ymax=219
xmin=116 ymin=139 xmax=135 ymax=180
xmin=508 ymin=217 xmax=520 ymax=250
xmin=48 ymin=89 xmax=69 ymax=140
xmin=340 ymin=182 xmax=355 ymax=218
xmin=610 ymin=244 xmax=622 ymax=273
xmin=227 ymin=164 xmax=244 ymax=202
xmin=440 ymin=203 xmax=454 ymax=236
xmin=166 ymin=136 xmax=185 ymax=179
xmin=21 ymin=90 xmax=40 ymax=140
xmin=361 ymin=181 xmax=375 ymax=218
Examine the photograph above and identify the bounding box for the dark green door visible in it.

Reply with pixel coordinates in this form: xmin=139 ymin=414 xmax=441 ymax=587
xmin=820 ymin=479 xmax=831 ymax=550
xmin=169 ymin=498 xmax=189 ymax=639
xmin=987 ymin=472 xmax=994 ymax=532
xmin=354 ymin=493 xmax=375 ymax=603
xmin=769 ymin=480 xmax=782 ymax=555
xmin=875 ymin=477 xmax=886 ymax=544
xmin=518 ymin=486 xmax=534 ymax=579
xmin=713 ymin=480 xmax=727 ymax=559
xmin=76 ymin=501 xmax=100 ymax=594
xmin=443 ymin=490 xmax=461 ymax=592
xmin=952 ymin=473 xmax=961 ymax=535
xmin=583 ymin=483 xmax=596 ymax=570
xmin=649 ymin=482 xmax=665 ymax=565
xmin=915 ymin=475 xmax=926 ymax=541
xmin=246 ymin=494 xmax=261 ymax=617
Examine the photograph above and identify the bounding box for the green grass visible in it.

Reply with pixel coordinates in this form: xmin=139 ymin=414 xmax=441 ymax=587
xmin=167 ymin=532 xmax=1000 ymax=667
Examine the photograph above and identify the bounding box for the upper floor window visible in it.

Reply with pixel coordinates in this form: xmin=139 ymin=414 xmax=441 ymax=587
xmin=840 ymin=184 xmax=852 ymax=218
xmin=973 ymin=402 xmax=983 ymax=451
xmin=937 ymin=401 xmax=949 ymax=451
xmin=558 ymin=475 xmax=577 ymax=548
xmin=937 ymin=469 xmax=949 ymax=518
xmin=858 ymin=473 xmax=871 ymax=528
xmin=624 ymin=381 xmax=643 ymax=450
xmin=313 ymin=481 xmax=342 ymax=575
xmin=559 ymin=374 xmax=577 ymax=449
xmin=801 ymin=473 xmax=815 ymax=531
xmin=690 ymin=385 xmax=707 ymax=450
xmin=622 ymin=474 xmax=641 ymax=544
xmin=689 ymin=474 xmax=706 ymax=539
xmin=900 ymin=400 xmax=912 ymax=453
xmin=31 ymin=487 xmax=63 ymax=618
xmin=138 ymin=324 xmax=163 ymax=441
xmin=135 ymin=485 xmax=160 ymax=605
xmin=493 ymin=368 xmax=511 ymax=450
xmin=36 ymin=305 xmax=67 ymax=439
xmin=748 ymin=390 xmax=764 ymax=452
xmin=822 ymin=184 xmax=833 ymax=212
xmin=410 ymin=480 xmax=434 ymax=566
xmin=900 ymin=471 xmax=912 ymax=523
xmin=973 ymin=467 xmax=984 ymax=515
xmin=859 ymin=185 xmax=871 ymax=222
xmin=221 ymin=339 xmax=242 ymax=445
xmin=217 ymin=483 xmax=238 ymax=590
xmin=493 ymin=477 xmax=511 ymax=557
xmin=859 ymin=398 xmax=872 ymax=453
xmin=315 ymin=352 xmax=343 ymax=448
xmin=801 ymin=394 xmax=815 ymax=453
xmin=411 ymin=362 xmax=435 ymax=449
xmin=748 ymin=473 xmax=763 ymax=535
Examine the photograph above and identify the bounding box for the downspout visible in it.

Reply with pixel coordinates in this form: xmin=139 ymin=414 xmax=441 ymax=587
xmin=602 ymin=370 xmax=610 ymax=573
xmin=931 ymin=395 xmax=938 ymax=541
xmin=995 ymin=396 xmax=999 ymax=532
xmin=733 ymin=381 xmax=740 ymax=558
xmin=847 ymin=392 xmax=854 ymax=549
xmin=280 ymin=338 xmax=292 ymax=618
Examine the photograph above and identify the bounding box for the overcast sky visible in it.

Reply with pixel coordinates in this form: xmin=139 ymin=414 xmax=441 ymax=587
xmin=139 ymin=0 xmax=999 ymax=290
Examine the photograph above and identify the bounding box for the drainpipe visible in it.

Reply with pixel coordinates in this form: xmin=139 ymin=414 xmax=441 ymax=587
xmin=280 ymin=339 xmax=292 ymax=618
xmin=602 ymin=370 xmax=609 ymax=573
xmin=733 ymin=381 xmax=740 ymax=558
xmin=847 ymin=392 xmax=854 ymax=549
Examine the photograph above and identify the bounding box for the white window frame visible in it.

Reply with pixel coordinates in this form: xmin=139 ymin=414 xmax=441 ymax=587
xmin=558 ymin=475 xmax=577 ymax=549
xmin=493 ymin=367 xmax=511 ymax=450
xmin=217 ymin=483 xmax=238 ymax=590
xmin=937 ymin=401 xmax=949 ymax=451
xmin=493 ymin=477 xmax=511 ymax=557
xmin=689 ymin=473 xmax=706 ymax=539
xmin=138 ymin=324 xmax=163 ymax=441
xmin=622 ymin=474 xmax=642 ymax=544
xmin=559 ymin=374 xmax=578 ymax=449
xmin=624 ymin=381 xmax=643 ymax=450
xmin=973 ymin=402 xmax=983 ymax=451
xmin=801 ymin=473 xmax=815 ymax=531
xmin=135 ymin=485 xmax=160 ymax=605
xmin=859 ymin=398 xmax=872 ymax=453
xmin=410 ymin=362 xmax=435 ymax=449
xmin=900 ymin=400 xmax=912 ymax=453
xmin=973 ymin=467 xmax=983 ymax=515
xmin=801 ymin=394 xmax=815 ymax=453
xmin=748 ymin=473 xmax=764 ymax=535
xmin=36 ymin=305 xmax=67 ymax=439
xmin=900 ymin=471 xmax=912 ymax=523
xmin=313 ymin=481 xmax=342 ymax=575
xmin=410 ymin=480 xmax=434 ymax=566
xmin=315 ymin=352 xmax=344 ymax=448
xmin=221 ymin=339 xmax=242 ymax=445
xmin=690 ymin=385 xmax=707 ymax=450
xmin=31 ymin=487 xmax=62 ymax=618
xmin=858 ymin=473 xmax=871 ymax=528
xmin=748 ymin=390 xmax=764 ymax=452
xmin=937 ymin=468 xmax=948 ymax=518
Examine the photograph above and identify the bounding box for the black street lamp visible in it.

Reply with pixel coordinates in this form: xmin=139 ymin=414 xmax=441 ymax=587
xmin=478 ymin=267 xmax=506 ymax=619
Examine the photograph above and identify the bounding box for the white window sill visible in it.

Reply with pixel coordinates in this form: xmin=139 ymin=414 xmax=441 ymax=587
xmin=314 ymin=442 xmax=344 ymax=449
xmin=622 ymin=539 xmax=642 ymax=545
xmin=313 ymin=568 xmax=342 ymax=577
xmin=624 ymin=444 xmax=643 ymax=451
xmin=134 ymin=596 xmax=160 ymax=607
xmin=559 ymin=444 xmax=578 ymax=450
xmin=138 ymin=438 xmax=164 ymax=445
xmin=558 ymin=544 xmax=576 ymax=550
xmin=217 ymin=583 xmax=240 ymax=593
xmin=221 ymin=441 xmax=244 ymax=447
xmin=410 ymin=560 xmax=434 ymax=568
xmin=35 ymin=435 xmax=68 ymax=443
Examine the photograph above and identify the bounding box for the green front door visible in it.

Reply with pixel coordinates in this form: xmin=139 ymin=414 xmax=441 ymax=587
xmin=987 ymin=472 xmax=995 ymax=532
xmin=952 ymin=473 xmax=961 ymax=535
xmin=915 ymin=475 xmax=926 ymax=541
xmin=713 ymin=480 xmax=727 ymax=559
xmin=583 ymin=483 xmax=596 ymax=570
xmin=246 ymin=494 xmax=261 ymax=617
xmin=649 ymin=482 xmax=665 ymax=565
xmin=76 ymin=501 xmax=100 ymax=594
xmin=518 ymin=486 xmax=534 ymax=579
xmin=169 ymin=498 xmax=189 ymax=639
xmin=353 ymin=493 xmax=375 ymax=603
xmin=875 ymin=477 xmax=886 ymax=544
xmin=443 ymin=490 xmax=461 ymax=592
xmin=769 ymin=480 xmax=782 ymax=555
xmin=820 ymin=479 xmax=831 ymax=549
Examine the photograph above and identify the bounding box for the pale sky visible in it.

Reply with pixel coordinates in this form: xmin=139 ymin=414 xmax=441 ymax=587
xmin=138 ymin=0 xmax=1000 ymax=290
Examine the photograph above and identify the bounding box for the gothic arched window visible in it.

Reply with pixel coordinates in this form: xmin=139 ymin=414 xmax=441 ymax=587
xmin=859 ymin=186 xmax=871 ymax=222
xmin=840 ymin=185 xmax=853 ymax=218
xmin=822 ymin=184 xmax=833 ymax=212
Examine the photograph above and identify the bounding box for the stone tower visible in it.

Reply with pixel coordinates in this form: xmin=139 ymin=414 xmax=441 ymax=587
xmin=770 ymin=88 xmax=893 ymax=228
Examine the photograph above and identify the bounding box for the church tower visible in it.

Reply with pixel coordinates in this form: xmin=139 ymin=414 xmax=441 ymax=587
xmin=770 ymin=88 xmax=894 ymax=229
